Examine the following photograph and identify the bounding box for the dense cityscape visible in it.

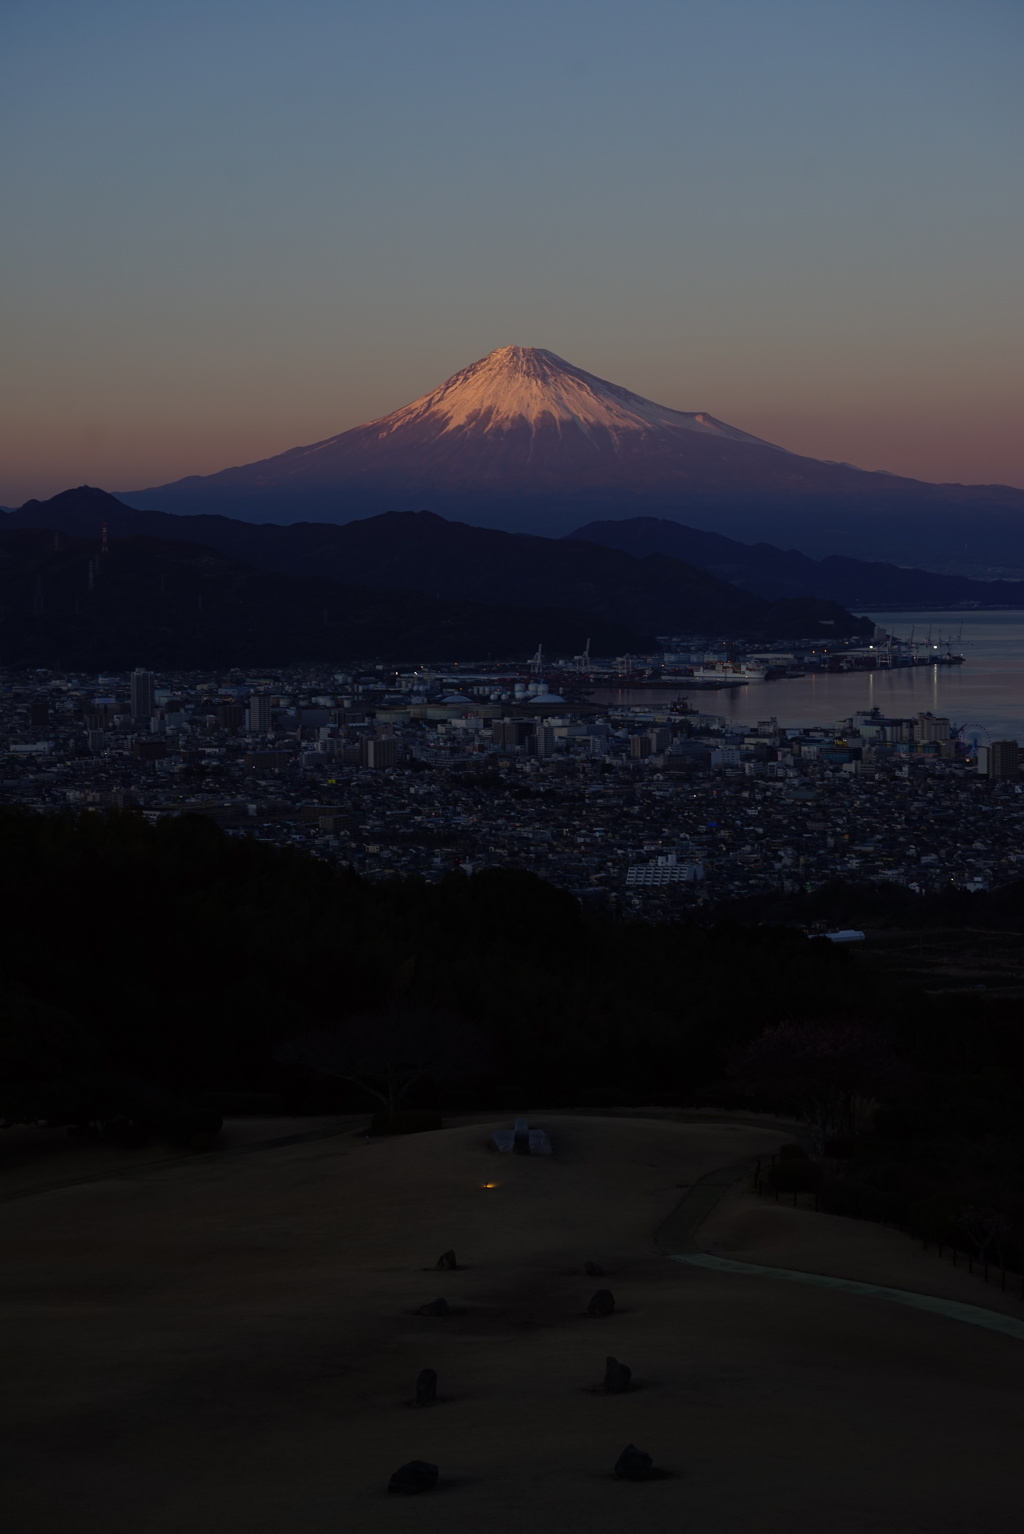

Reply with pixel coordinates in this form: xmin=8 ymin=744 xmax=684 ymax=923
xmin=4 ymin=650 xmax=1020 ymax=918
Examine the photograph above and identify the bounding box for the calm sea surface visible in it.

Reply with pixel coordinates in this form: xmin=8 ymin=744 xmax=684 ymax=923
xmin=588 ymin=610 xmax=1024 ymax=739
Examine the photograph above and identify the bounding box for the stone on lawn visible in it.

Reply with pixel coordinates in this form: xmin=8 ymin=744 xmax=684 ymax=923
xmin=435 ymin=1249 xmax=457 ymax=1270
xmin=388 ymin=1460 xmax=439 ymax=1494
xmin=604 ymin=1356 xmax=632 ymax=1393
xmin=614 ymin=1444 xmax=653 ymax=1481
xmin=584 ymin=1260 xmax=605 ymax=1276
xmin=415 ymin=1368 xmax=438 ymax=1406
xmin=587 ymin=1289 xmax=615 ymax=1317
xmin=417 ymin=1297 xmax=450 ymax=1316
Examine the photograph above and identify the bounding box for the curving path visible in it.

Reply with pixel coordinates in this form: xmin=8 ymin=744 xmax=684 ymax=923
xmin=657 ymin=1155 xmax=1024 ymax=1342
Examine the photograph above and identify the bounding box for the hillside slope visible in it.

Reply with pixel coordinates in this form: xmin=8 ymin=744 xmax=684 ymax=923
xmin=0 ymin=529 xmax=651 ymax=668
xmin=6 ymin=490 xmax=870 ymax=641
xmin=571 ymin=518 xmax=1024 ymax=608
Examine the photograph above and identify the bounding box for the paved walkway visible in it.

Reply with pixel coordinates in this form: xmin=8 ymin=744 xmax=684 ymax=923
xmin=657 ymin=1156 xmax=1024 ymax=1343
xmin=654 ymin=1155 xmax=760 ymax=1253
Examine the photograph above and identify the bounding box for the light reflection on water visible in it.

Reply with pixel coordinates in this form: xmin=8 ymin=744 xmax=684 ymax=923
xmin=586 ymin=610 xmax=1024 ymax=738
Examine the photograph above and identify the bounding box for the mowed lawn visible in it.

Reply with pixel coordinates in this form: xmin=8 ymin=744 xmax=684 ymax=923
xmin=1 ymin=1115 xmax=1022 ymax=1533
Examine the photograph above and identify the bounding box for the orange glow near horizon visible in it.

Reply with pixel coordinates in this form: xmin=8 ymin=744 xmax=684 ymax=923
xmin=3 ymin=3 xmax=1022 ymax=505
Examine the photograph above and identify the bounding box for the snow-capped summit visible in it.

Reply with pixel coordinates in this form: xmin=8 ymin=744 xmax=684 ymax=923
xmin=122 ymin=344 xmax=1024 ymax=543
xmin=362 ymin=345 xmax=772 ymax=447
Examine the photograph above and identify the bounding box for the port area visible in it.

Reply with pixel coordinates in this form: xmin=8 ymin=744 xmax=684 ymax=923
xmin=573 ymin=631 xmax=967 ymax=697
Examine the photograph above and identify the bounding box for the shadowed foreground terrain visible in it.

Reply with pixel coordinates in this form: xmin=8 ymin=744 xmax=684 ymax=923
xmin=2 ymin=1115 xmax=1022 ymax=1533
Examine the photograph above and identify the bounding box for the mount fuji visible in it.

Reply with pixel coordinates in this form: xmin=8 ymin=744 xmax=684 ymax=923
xmin=123 ymin=346 xmax=1024 ymax=564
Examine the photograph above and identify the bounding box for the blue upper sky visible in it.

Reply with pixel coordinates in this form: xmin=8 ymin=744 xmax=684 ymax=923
xmin=1 ymin=0 xmax=1021 ymax=502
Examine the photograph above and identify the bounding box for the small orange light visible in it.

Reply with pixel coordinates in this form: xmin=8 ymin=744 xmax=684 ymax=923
xmin=482 ymin=1182 xmax=498 ymax=1189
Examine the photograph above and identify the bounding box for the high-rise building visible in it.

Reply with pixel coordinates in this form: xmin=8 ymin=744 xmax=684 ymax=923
xmin=630 ymin=734 xmax=651 ymax=759
xmin=246 ymin=693 xmax=273 ymax=733
xmin=361 ymin=736 xmax=398 ymax=769
xmin=492 ymin=719 xmax=534 ymax=750
xmin=130 ymin=668 xmax=155 ymax=719
xmin=217 ymin=703 xmax=245 ymax=731
xmin=915 ymin=712 xmax=951 ymax=745
xmin=988 ymin=740 xmax=1020 ymax=780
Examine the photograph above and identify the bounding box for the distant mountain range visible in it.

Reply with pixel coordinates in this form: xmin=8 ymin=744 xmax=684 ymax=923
xmin=5 ymin=488 xmax=871 ymax=651
xmin=571 ymin=518 xmax=1024 ymax=609
xmin=116 ymin=345 xmax=1024 ymax=568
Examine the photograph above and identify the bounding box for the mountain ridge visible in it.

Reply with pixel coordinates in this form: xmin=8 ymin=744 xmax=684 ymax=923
xmin=570 ymin=517 xmax=1024 ymax=609
xmin=6 ymin=488 xmax=871 ymax=642
xmin=14 ymin=485 xmax=1024 ymax=619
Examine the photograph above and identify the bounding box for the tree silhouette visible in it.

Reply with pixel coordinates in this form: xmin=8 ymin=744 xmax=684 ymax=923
xmin=276 ymin=1006 xmax=484 ymax=1117
xmin=956 ymin=1206 xmax=1012 ymax=1266
xmin=731 ymin=1021 xmax=899 ymax=1150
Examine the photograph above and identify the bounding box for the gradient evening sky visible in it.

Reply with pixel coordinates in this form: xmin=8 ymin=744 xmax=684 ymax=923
xmin=1 ymin=0 xmax=1022 ymax=505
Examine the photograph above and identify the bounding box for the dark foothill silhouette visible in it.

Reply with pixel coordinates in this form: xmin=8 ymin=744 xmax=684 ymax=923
xmin=388 ymin=1461 xmax=439 ymax=1495
xmin=435 ymin=1249 xmax=458 ymax=1270
xmin=584 ymin=1260 xmax=605 ymax=1276
xmin=614 ymin=1444 xmax=654 ymax=1481
xmin=587 ymin=1289 xmax=616 ymax=1317
xmin=415 ymin=1369 xmax=438 ymax=1406
xmin=417 ymin=1298 xmax=450 ymax=1316
xmin=604 ymin=1357 xmax=632 ymax=1393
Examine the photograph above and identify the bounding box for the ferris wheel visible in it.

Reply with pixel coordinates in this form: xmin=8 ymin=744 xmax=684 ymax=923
xmin=957 ymin=723 xmax=991 ymax=757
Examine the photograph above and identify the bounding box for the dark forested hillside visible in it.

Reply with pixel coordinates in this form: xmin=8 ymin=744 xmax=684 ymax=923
xmin=7 ymin=489 xmax=871 ymax=640
xmin=4 ymin=808 xmax=1024 ymax=1267
xmin=0 ymin=807 xmax=861 ymax=1111
xmin=0 ymin=527 xmax=650 ymax=667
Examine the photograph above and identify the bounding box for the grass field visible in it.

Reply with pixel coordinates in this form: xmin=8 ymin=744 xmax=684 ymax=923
xmin=2 ymin=1114 xmax=1021 ymax=1532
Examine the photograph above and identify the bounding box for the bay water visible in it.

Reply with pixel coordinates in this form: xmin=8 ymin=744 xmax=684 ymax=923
xmin=588 ymin=609 xmax=1024 ymax=741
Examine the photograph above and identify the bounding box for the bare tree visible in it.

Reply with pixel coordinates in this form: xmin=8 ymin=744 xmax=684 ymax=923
xmin=730 ymin=1021 xmax=899 ymax=1153
xmin=276 ymin=1006 xmax=484 ymax=1118
xmin=956 ymin=1206 xmax=1011 ymax=1266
